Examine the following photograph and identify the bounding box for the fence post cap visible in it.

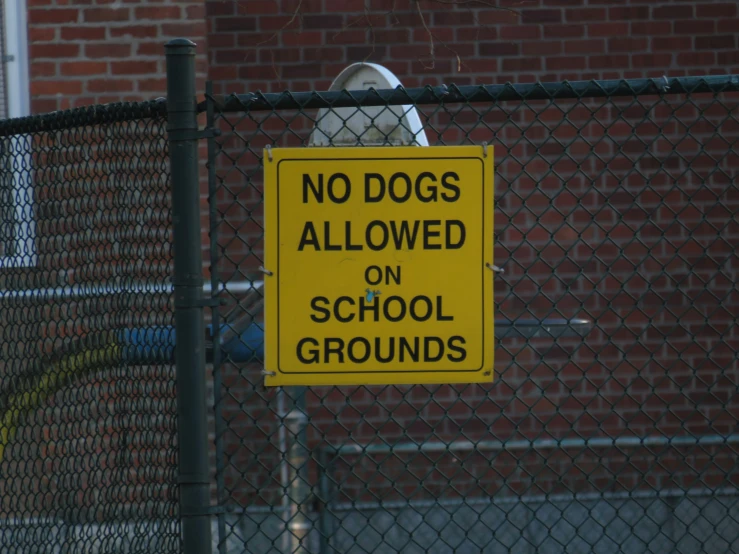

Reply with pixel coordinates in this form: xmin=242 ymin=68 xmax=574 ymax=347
xmin=165 ymin=38 xmax=197 ymax=49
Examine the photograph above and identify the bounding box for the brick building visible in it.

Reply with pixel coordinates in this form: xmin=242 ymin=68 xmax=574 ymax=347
xmin=3 ymin=0 xmax=738 ymax=551
xmin=14 ymin=0 xmax=739 ymax=114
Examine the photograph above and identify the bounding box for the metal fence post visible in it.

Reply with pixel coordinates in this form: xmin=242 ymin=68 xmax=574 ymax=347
xmin=205 ymin=79 xmax=228 ymax=554
xmin=165 ymin=38 xmax=213 ymax=554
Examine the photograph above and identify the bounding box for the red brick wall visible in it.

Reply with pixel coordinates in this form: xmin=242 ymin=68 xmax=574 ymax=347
xmin=18 ymin=0 xmax=739 ymax=528
xmin=28 ymin=0 xmax=209 ymax=113
xmin=205 ymin=0 xmax=739 ymax=94
xmin=25 ymin=0 xmax=213 ymax=292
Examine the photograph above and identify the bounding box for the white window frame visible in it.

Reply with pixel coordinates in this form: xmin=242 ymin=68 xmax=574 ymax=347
xmin=0 ymin=0 xmax=35 ymax=268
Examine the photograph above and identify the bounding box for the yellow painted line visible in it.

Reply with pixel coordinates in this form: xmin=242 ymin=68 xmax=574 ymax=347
xmin=0 ymin=342 xmax=121 ymax=462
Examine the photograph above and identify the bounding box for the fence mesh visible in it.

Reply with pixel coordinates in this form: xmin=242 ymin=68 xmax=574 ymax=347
xmin=0 ymin=102 xmax=179 ymax=553
xmin=206 ymin=76 xmax=739 ymax=554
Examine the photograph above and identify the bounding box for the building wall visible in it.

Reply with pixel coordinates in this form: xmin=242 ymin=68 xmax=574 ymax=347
xmin=24 ymin=1 xmax=739 ymax=112
xmin=27 ymin=0 xmax=209 ymax=113
xmin=14 ymin=0 xmax=739 ymax=540
xmin=205 ymin=0 xmax=739 ymax=94
xmin=24 ymin=0 xmax=213 ymax=284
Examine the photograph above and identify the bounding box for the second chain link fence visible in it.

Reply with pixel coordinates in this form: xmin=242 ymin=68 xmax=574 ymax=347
xmin=205 ymin=75 xmax=739 ymax=554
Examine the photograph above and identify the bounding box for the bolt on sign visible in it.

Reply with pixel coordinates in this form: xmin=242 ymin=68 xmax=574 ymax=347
xmin=263 ymin=145 xmax=494 ymax=387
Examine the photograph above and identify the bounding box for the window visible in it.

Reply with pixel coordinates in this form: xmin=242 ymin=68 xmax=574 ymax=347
xmin=0 ymin=0 xmax=34 ymax=268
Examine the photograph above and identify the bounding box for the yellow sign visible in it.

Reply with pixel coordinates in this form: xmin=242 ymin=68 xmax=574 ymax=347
xmin=263 ymin=145 xmax=494 ymax=387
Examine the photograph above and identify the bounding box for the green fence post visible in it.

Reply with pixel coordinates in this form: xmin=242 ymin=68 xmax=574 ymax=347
xmin=165 ymin=38 xmax=213 ymax=554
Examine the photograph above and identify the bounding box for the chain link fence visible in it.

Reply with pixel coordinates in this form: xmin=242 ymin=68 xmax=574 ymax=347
xmin=0 ymin=60 xmax=736 ymax=554
xmin=205 ymin=75 xmax=739 ymax=554
xmin=0 ymin=101 xmax=180 ymax=553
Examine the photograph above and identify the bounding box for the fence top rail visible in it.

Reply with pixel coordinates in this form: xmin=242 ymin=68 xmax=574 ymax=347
xmin=202 ymin=74 xmax=739 ymax=114
xmin=0 ymin=98 xmax=167 ymax=138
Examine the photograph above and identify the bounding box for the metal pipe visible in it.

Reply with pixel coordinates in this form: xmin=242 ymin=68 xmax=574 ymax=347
xmin=0 ymin=280 xmax=263 ymax=301
xmin=0 ymin=280 xmax=593 ymax=340
xmin=328 ymin=485 xmax=739 ymax=514
xmin=202 ymin=74 xmax=739 ymax=113
xmin=117 ymin=317 xmax=592 ymax=367
xmin=203 ymin=484 xmax=739 ymax=516
xmin=0 ymin=100 xmax=166 ymax=138
xmin=316 ymin=449 xmax=334 ymax=554
xmin=166 ymin=38 xmax=213 ymax=554
xmin=285 ymin=388 xmax=311 ymax=554
xmin=324 ymin=433 xmax=739 ymax=456
xmin=277 ymin=388 xmax=291 ymax=554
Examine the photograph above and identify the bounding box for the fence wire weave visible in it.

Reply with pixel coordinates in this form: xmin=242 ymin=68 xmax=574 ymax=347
xmin=0 ymin=101 xmax=179 ymax=553
xmin=205 ymin=75 xmax=739 ymax=554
